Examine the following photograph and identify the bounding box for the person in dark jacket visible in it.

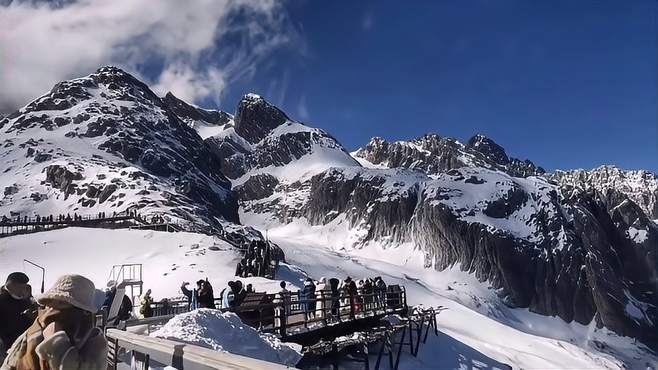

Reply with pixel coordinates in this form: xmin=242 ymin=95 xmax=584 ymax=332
xmin=0 ymin=272 xmax=37 ymax=357
xmin=232 ymin=280 xmax=247 ymax=306
xmin=181 ymin=281 xmax=201 ymax=309
xmin=329 ymin=278 xmax=340 ymax=318
xmin=197 ymin=279 xmax=215 ymax=309
xmin=102 ymin=288 xmax=115 ymax=309
xmin=301 ymin=278 xmax=316 ymax=320
xmin=343 ymin=277 xmax=358 ymax=319
xmin=103 ymin=286 xmax=133 ymax=323
xmin=362 ymin=278 xmax=374 ymax=310
xmin=374 ymin=276 xmax=387 ymax=308
xmin=118 ymin=294 xmax=133 ymax=321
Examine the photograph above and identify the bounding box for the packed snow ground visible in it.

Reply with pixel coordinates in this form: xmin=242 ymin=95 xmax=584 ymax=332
xmin=1 ymin=227 xmax=656 ymax=369
xmin=0 ymin=228 xmax=303 ymax=302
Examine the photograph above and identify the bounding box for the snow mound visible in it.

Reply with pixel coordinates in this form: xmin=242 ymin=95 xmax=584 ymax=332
xmin=150 ymin=309 xmax=302 ymax=366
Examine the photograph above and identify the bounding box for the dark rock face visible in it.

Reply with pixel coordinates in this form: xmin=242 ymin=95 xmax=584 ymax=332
xmin=207 ymin=115 xmax=356 ymax=183
xmin=44 ymin=165 xmax=83 ymax=194
xmin=234 ymin=94 xmax=289 ymax=143
xmin=466 ymin=134 xmax=509 ymax=164
xmin=162 ymin=92 xmax=231 ymax=126
xmin=98 ymin=184 xmax=117 ymax=204
xmin=354 ymin=134 xmax=545 ymax=177
xmin=302 ymin=166 xmax=658 ymax=350
xmin=234 ymin=174 xmax=279 ymax=201
xmin=4 ymin=185 xmax=18 ymax=196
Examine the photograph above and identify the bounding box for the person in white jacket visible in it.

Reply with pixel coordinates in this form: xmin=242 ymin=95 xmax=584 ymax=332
xmin=314 ymin=277 xmax=331 ymax=320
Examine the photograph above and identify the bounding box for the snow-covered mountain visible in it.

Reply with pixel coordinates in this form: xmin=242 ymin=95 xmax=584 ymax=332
xmin=0 ymin=66 xmax=238 ymax=232
xmin=1 ymin=67 xmax=656 ymax=365
xmin=353 ymin=134 xmax=545 ymax=177
xmin=161 ymin=92 xmax=232 ymax=140
xmin=551 ymin=165 xmax=658 ymax=219
xmin=208 ymin=95 xmax=657 ymax=354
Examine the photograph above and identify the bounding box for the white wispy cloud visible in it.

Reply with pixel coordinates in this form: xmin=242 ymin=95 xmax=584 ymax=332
xmin=296 ymin=93 xmax=309 ymax=121
xmin=0 ymin=0 xmax=299 ymax=113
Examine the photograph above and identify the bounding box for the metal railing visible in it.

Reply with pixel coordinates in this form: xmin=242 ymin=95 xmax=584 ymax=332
xmin=138 ymin=286 xmax=408 ymax=338
xmin=0 ymin=211 xmax=188 ymax=238
xmin=105 ymin=328 xmax=296 ymax=370
xmin=0 ymin=211 xmax=139 ymax=238
xmin=108 ymin=264 xmax=143 ymax=286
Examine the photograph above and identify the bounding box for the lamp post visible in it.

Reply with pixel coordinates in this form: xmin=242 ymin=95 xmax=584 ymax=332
xmin=23 ymin=259 xmax=45 ymax=293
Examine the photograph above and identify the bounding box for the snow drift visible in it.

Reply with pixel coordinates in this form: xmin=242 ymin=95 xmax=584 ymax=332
xmin=150 ymin=309 xmax=302 ymax=366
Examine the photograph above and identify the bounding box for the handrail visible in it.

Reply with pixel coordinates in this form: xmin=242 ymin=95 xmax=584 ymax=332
xmin=106 ymin=329 xmax=296 ymax=370
xmin=108 ymin=263 xmax=143 ymax=286
xmin=139 ymin=286 xmax=408 ymax=338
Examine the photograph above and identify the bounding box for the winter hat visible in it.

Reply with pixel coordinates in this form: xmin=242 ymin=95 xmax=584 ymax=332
xmin=38 ymin=274 xmax=98 ymax=313
xmin=6 ymin=272 xmax=29 ymax=284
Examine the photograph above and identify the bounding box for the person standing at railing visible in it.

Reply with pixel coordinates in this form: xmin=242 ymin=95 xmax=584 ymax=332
xmin=1 ymin=274 xmax=107 ymax=370
xmin=233 ymin=281 xmax=246 ymax=306
xmin=314 ymin=278 xmax=331 ymax=320
xmin=139 ymin=290 xmax=154 ymax=318
xmin=219 ymin=281 xmax=236 ymax=310
xmin=374 ymin=276 xmax=387 ymax=309
xmin=362 ymin=278 xmax=374 ymax=311
xmin=273 ymin=281 xmax=290 ymax=336
xmin=342 ymin=277 xmax=358 ymax=319
xmin=329 ymin=278 xmax=340 ymax=320
xmin=197 ymin=279 xmax=215 ymax=309
xmin=181 ymin=280 xmax=214 ymax=310
xmin=300 ymin=278 xmax=316 ymax=322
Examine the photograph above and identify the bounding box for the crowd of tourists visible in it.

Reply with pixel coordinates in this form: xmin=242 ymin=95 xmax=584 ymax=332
xmin=175 ymin=278 xmax=255 ymax=312
xmin=0 ymin=210 xmax=143 ymax=225
xmin=273 ymin=276 xmax=390 ymax=327
xmin=0 ymin=268 xmax=394 ymax=369
xmin=235 ymin=240 xmax=277 ymax=279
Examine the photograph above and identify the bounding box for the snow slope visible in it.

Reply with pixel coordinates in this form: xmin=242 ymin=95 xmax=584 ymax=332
xmin=257 ymin=222 xmax=656 ymax=370
xmin=0 ymin=228 xmax=302 ymax=301
xmin=0 ymin=225 xmax=655 ymax=368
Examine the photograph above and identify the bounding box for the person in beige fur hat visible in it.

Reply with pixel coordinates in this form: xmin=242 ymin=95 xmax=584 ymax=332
xmin=1 ymin=274 xmax=107 ymax=370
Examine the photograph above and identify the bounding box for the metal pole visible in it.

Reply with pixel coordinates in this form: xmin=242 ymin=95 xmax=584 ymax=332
xmin=23 ymin=259 xmax=45 ymax=293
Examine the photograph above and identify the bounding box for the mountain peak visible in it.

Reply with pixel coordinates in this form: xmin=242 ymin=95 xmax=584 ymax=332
xmin=234 ymin=93 xmax=289 ymax=143
xmin=466 ymin=134 xmax=509 ymax=164
xmin=94 ymin=65 xmax=129 ymax=75
xmin=162 ymin=92 xmax=231 ymax=130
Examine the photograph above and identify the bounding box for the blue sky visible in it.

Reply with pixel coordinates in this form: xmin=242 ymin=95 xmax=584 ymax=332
xmin=218 ymin=0 xmax=657 ymax=172
xmin=1 ymin=0 xmax=655 ymax=172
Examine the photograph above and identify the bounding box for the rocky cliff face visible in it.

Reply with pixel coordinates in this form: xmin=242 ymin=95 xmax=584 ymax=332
xmin=301 ymin=166 xmax=657 ymax=350
xmin=204 ymin=93 xmax=359 ymax=184
xmin=0 ymin=66 xmax=238 ymax=231
xmin=162 ymin=92 xmax=233 ymax=131
xmin=223 ymin=97 xmax=657 ymax=350
xmin=353 ymin=134 xmax=545 ymax=177
xmin=551 ymin=166 xmax=658 ymax=219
